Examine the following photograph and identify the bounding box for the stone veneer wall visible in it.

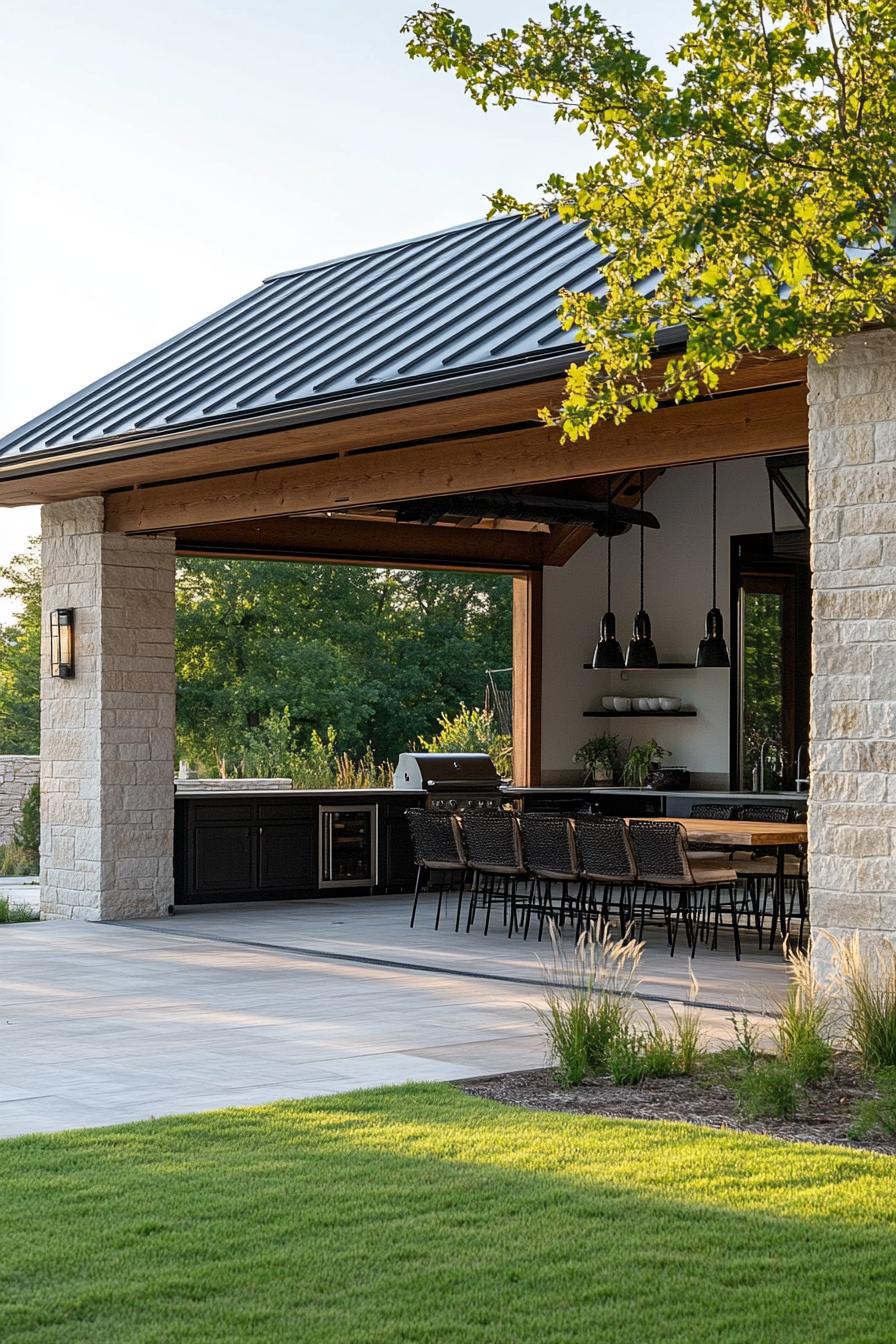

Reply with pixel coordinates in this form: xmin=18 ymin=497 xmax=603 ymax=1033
xmin=41 ymin=497 xmax=176 ymax=919
xmin=0 ymin=756 xmax=40 ymax=845
xmin=808 ymin=330 xmax=896 ymax=975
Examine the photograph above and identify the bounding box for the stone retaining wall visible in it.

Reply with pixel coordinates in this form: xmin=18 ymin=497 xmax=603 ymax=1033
xmin=808 ymin=330 xmax=896 ymax=975
xmin=0 ymin=756 xmax=40 ymax=846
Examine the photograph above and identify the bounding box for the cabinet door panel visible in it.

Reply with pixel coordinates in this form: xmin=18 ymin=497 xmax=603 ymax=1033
xmin=193 ymin=825 xmax=253 ymax=894
xmin=383 ymin=815 xmax=415 ymax=888
xmin=258 ymin=822 xmax=316 ymax=891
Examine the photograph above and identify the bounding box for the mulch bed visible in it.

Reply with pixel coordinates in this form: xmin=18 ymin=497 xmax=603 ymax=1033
xmin=459 ymin=1057 xmax=896 ymax=1155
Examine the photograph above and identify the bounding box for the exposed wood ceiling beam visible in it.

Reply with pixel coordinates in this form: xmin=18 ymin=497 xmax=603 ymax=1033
xmin=174 ymin=513 xmax=547 ymax=572
xmin=105 ymin=381 xmax=808 ymax=535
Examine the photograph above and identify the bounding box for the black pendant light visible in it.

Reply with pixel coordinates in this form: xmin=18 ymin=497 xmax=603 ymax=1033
xmin=626 ymin=470 xmax=659 ymax=668
xmin=696 ymin=461 xmax=731 ymax=668
xmin=592 ymin=479 xmax=625 ymax=668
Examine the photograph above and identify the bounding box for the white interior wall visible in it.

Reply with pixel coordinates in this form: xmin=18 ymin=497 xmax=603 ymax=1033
xmin=540 ymin=455 xmax=800 ymax=786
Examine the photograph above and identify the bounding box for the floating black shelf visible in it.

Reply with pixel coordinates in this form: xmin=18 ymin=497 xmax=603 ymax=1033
xmin=583 ymin=709 xmax=697 ymax=718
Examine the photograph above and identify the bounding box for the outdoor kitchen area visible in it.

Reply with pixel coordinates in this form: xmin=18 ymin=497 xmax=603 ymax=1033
xmin=6 ymin=207 xmax=874 ymax=984
xmin=165 ymin=445 xmax=810 ymax=966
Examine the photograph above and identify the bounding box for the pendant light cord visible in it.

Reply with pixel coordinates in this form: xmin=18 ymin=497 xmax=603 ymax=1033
xmin=711 ymin=461 xmax=718 ymax=608
xmin=639 ymin=469 xmax=645 ymax=608
xmin=606 ymin=477 xmax=612 ymax=610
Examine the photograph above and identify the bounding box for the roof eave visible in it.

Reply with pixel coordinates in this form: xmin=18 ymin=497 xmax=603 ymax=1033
xmin=0 ymin=327 xmax=689 ymax=489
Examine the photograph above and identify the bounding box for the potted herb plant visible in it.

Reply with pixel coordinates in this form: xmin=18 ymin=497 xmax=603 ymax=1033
xmin=621 ymin=739 xmax=670 ymax=789
xmin=574 ymin=733 xmax=623 ymax=785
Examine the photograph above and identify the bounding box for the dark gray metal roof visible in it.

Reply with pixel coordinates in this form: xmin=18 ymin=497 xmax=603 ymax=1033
xmin=0 ymin=213 xmax=670 ymax=466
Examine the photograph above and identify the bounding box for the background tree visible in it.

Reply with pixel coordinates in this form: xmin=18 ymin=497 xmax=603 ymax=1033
xmin=405 ymin=2 xmax=896 ymax=436
xmin=175 ymin=558 xmax=510 ymax=771
xmin=0 ymin=543 xmax=41 ymax=755
xmin=0 ymin=544 xmax=511 ymax=768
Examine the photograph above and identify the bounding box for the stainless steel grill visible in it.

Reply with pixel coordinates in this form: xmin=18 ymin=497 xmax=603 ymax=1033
xmin=392 ymin=752 xmax=505 ymax=812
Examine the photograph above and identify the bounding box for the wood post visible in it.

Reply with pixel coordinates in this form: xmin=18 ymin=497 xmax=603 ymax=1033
xmin=512 ymin=571 xmax=543 ymax=787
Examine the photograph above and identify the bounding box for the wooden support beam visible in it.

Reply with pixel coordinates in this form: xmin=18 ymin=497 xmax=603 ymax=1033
xmin=541 ymin=524 xmax=595 ymax=566
xmin=512 ymin=571 xmax=543 ymax=787
xmin=105 ymin=381 xmax=808 ymax=534
xmin=175 ymin=513 xmax=544 ymax=572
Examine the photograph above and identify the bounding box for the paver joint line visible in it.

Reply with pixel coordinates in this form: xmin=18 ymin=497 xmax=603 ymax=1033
xmin=106 ymin=920 xmax=779 ymax=1017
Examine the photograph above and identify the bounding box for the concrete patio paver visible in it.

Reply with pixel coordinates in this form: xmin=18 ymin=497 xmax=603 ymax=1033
xmin=0 ymin=895 xmax=788 ymax=1139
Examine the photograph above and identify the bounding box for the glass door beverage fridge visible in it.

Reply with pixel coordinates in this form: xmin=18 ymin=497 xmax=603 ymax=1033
xmin=318 ymin=804 xmax=378 ymax=889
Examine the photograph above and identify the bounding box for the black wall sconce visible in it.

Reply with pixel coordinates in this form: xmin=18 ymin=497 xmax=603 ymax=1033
xmin=50 ymin=608 xmax=75 ymax=679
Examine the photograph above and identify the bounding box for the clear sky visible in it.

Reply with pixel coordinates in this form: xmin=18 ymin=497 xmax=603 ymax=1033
xmin=0 ymin=0 xmax=692 ymax=605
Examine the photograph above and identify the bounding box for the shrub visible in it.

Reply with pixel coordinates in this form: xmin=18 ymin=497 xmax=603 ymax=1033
xmin=775 ymin=950 xmax=835 ymax=1085
xmin=607 ymin=1027 xmax=650 ymax=1086
xmin=0 ymin=843 xmax=38 ymax=877
xmin=640 ymin=1020 xmax=679 ymax=1079
xmin=734 ymin=1059 xmax=798 ymax=1120
xmin=13 ymin=782 xmax=39 ymax=858
xmin=538 ymin=920 xmax=642 ymax=1085
xmin=729 ymin=1010 xmax=763 ymax=1069
xmin=832 ymin=934 xmax=896 ymax=1071
xmin=238 ymin=713 xmax=392 ymax=790
xmin=418 ymin=704 xmax=512 ymax=778
xmin=0 ymin=894 xmax=38 ymax=922
xmin=849 ymin=1067 xmax=896 ymax=1141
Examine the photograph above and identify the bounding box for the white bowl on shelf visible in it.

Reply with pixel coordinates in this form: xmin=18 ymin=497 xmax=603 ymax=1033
xmin=647 ymin=697 xmax=661 ymax=711
xmin=659 ymin=696 xmax=682 ymax=712
xmin=634 ymin=696 xmax=651 ymax=711
xmin=602 ymin=696 xmax=616 ymax=710
xmin=612 ymin=696 xmax=631 ymax=712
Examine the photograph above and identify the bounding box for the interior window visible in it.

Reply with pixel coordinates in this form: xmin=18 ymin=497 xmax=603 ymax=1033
xmin=739 ymin=580 xmax=786 ymax=789
xmin=731 ymin=534 xmax=811 ymax=791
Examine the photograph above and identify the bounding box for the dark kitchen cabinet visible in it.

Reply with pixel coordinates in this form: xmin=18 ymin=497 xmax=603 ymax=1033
xmin=193 ymin=823 xmax=254 ymax=895
xmin=174 ymin=791 xmax=423 ymax=905
xmin=381 ymin=800 xmax=417 ymax=889
xmin=257 ymin=819 xmax=316 ymax=892
xmin=176 ymin=797 xmax=317 ymax=905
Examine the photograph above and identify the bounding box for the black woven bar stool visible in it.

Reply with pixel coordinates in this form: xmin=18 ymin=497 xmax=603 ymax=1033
xmin=517 ymin=813 xmax=579 ymax=939
xmin=405 ymin=808 xmax=468 ymax=931
xmin=458 ymin=810 xmax=527 ymax=936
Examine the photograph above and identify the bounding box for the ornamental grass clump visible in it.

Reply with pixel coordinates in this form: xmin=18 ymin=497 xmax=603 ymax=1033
xmin=668 ymin=963 xmax=704 ymax=1077
xmin=539 ymin=920 xmax=642 ymax=1086
xmin=832 ymin=934 xmax=896 ymax=1072
xmin=775 ymin=949 xmax=835 ymax=1086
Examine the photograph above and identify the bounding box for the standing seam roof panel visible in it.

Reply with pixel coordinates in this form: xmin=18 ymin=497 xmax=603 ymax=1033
xmin=0 ymin=213 xmax=661 ymax=461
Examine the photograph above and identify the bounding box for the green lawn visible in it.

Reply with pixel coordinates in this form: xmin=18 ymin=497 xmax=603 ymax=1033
xmin=2 ymin=1084 xmax=894 ymax=1343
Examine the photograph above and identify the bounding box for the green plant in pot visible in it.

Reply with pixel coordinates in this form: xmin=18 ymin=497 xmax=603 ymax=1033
xmin=574 ymin=733 xmax=623 ymax=785
xmin=621 ymin=740 xmax=669 ymax=789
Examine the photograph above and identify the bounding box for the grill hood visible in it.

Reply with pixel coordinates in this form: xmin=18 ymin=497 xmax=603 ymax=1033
xmin=392 ymin=752 xmax=502 ymax=792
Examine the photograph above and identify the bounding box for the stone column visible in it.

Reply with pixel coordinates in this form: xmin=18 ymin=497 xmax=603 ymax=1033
xmin=808 ymin=331 xmax=896 ymax=975
xmin=41 ymin=497 xmax=176 ymax=919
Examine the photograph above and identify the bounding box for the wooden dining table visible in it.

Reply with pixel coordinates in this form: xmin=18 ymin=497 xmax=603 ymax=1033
xmin=625 ymin=816 xmax=808 ymax=950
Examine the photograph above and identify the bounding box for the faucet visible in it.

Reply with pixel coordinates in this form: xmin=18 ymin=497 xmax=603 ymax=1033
xmin=758 ymin=739 xmax=775 ymax=793
xmin=795 ymin=742 xmax=809 ymax=793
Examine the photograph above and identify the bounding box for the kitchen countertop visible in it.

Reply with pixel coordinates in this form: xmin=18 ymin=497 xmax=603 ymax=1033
xmin=503 ymin=785 xmax=808 ymax=803
xmin=175 ymin=787 xmax=424 ymax=799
